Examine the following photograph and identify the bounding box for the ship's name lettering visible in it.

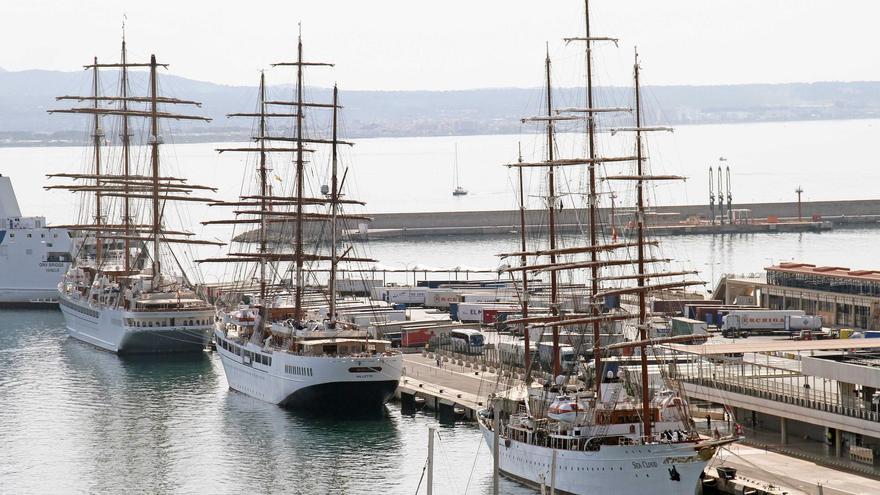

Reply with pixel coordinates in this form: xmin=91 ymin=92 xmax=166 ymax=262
xmin=632 ymin=461 xmax=657 ymax=469
xmin=663 ymin=455 xmax=700 ymax=464
xmin=40 ymin=262 xmax=66 ymax=268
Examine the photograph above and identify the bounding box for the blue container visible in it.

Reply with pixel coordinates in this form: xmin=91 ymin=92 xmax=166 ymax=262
xmin=392 ymin=303 xmax=407 ymax=311
xmin=705 ymin=313 xmax=713 ymax=326
xmin=449 ymin=302 xmax=460 ymax=321
xmin=865 ymin=331 xmax=880 ymax=339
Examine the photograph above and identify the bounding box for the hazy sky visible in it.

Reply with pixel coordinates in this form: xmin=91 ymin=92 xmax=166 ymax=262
xmin=3 ymin=1 xmax=879 ymax=90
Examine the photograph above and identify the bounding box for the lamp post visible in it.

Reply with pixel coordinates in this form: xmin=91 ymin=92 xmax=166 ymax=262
xmin=795 ymin=186 xmax=804 ymax=222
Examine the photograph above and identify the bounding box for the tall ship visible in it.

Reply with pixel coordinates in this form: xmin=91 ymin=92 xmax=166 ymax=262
xmin=477 ymin=2 xmax=738 ymax=493
xmin=202 ymin=33 xmax=403 ymax=410
xmin=0 ymin=174 xmax=72 ymax=305
xmin=47 ymin=37 xmax=221 ymax=353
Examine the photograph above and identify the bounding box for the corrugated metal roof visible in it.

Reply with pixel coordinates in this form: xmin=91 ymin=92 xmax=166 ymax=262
xmin=667 ymin=339 xmax=880 ymax=355
xmin=769 ymin=262 xmax=880 ymax=282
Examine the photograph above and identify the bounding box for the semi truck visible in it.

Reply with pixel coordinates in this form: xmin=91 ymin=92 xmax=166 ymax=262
xmin=721 ymin=310 xmax=822 ymax=337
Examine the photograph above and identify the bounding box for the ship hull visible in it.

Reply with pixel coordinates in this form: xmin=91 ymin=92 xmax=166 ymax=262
xmin=215 ymin=328 xmax=402 ymax=412
xmin=478 ymin=420 xmax=710 ymax=495
xmin=59 ymin=292 xmax=212 ymax=354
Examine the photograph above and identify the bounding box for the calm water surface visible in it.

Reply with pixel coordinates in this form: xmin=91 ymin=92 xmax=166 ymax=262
xmin=0 ymin=310 xmax=530 ymax=495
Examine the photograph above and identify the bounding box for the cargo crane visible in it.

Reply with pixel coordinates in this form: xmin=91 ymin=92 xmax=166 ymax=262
xmin=725 ymin=161 xmax=732 ymax=223
xmin=716 ymin=164 xmax=725 ymax=225
xmin=708 ymin=166 xmax=715 ymax=224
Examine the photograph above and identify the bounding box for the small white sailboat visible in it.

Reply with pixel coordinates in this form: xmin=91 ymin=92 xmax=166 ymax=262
xmin=452 ymin=144 xmax=468 ymax=196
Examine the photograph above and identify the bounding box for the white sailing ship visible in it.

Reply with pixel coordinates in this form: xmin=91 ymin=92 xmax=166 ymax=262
xmin=0 ymin=174 xmax=72 ymax=305
xmin=204 ymin=33 xmax=402 ymax=410
xmin=49 ymin=38 xmax=220 ymax=353
xmin=478 ymin=2 xmax=737 ymax=493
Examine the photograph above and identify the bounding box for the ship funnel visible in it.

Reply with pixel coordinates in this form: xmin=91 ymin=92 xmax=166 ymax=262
xmin=0 ymin=176 xmax=23 ymax=220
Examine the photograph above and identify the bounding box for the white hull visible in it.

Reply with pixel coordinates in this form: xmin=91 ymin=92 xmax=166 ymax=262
xmin=0 ymin=174 xmax=71 ymax=306
xmin=59 ymin=292 xmax=212 ymax=353
xmin=215 ymin=328 xmax=402 ymax=410
xmin=0 ymin=287 xmax=62 ymax=305
xmin=478 ymin=421 xmax=709 ymax=495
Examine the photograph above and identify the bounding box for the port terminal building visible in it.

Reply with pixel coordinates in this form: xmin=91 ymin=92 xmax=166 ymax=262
xmin=717 ymin=262 xmax=880 ymax=331
xmin=669 ymin=339 xmax=880 ymax=475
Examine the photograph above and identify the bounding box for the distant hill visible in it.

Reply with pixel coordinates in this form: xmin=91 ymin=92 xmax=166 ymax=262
xmin=2 ymin=67 xmax=880 ymax=145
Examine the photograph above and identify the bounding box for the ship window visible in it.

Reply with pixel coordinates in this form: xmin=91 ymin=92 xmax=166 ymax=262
xmin=27 ymin=234 xmax=31 ymax=238
xmin=266 ymin=357 xmax=271 ymax=366
xmin=9 ymin=234 xmax=13 ymax=238
xmin=53 ymin=234 xmax=58 ymax=238
xmin=25 ymin=249 xmax=33 ymax=255
xmin=41 ymin=234 xmax=44 ymax=238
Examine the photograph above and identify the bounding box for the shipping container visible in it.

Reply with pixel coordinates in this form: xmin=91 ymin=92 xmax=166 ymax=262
xmin=335 ymin=278 xmax=382 ymax=296
xmin=386 ymin=287 xmax=427 ymax=305
xmin=424 ymin=289 xmax=461 ymax=309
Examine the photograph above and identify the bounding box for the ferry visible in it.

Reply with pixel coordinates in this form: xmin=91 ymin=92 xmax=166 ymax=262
xmin=0 ymin=175 xmax=71 ymax=306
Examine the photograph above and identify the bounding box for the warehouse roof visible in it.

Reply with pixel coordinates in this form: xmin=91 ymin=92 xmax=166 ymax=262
xmin=768 ymin=262 xmax=880 ymax=282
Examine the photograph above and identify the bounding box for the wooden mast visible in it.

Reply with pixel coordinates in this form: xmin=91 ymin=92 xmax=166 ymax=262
xmin=148 ymin=54 xmax=161 ymax=281
xmin=582 ymin=0 xmax=605 ymax=398
xmin=544 ymin=46 xmax=561 ymax=378
xmin=258 ymin=71 xmax=269 ymax=307
xmin=633 ymin=50 xmax=652 ymax=439
xmin=120 ymin=39 xmax=132 ymax=273
xmin=294 ymin=33 xmax=306 ymax=321
xmin=328 ymin=84 xmax=339 ymax=326
xmin=517 ymin=142 xmax=531 ymax=378
xmin=91 ymin=57 xmax=104 ymax=266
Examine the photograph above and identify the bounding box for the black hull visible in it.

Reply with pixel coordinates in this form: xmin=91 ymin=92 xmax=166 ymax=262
xmin=280 ymin=380 xmax=398 ymax=412
xmin=118 ymin=329 xmax=210 ymax=354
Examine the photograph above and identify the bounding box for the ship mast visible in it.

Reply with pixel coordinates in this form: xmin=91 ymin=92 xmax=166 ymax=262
xmin=49 ymin=51 xmax=220 ymax=285
xmin=258 ymin=72 xmax=269 ymax=305
xmin=633 ymin=51 xmax=652 ymax=438
xmin=120 ymin=38 xmax=132 ymax=273
xmin=563 ymin=0 xmax=626 ymax=396
xmin=583 ymin=0 xmax=604 ymax=399
xmin=516 ymin=142 xmax=531 ymax=377
xmin=293 ymin=34 xmax=306 ymax=320
xmin=148 ymin=55 xmax=162 ymax=281
xmin=544 ymin=47 xmax=561 ymax=378
xmin=328 ymin=84 xmax=340 ymax=326
xmin=91 ymin=57 xmax=104 ymax=266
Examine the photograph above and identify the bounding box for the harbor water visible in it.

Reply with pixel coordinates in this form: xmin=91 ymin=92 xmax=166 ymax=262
xmin=0 ymin=309 xmax=531 ymax=494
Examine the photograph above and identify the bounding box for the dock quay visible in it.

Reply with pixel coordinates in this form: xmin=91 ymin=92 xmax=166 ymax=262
xmin=396 ymin=346 xmax=880 ymax=495
xmin=397 ymin=351 xmax=523 ymax=421
xmin=353 ymin=199 xmax=879 ymax=240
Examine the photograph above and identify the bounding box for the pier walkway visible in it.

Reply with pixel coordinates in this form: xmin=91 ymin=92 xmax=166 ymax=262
xmin=398 ymin=353 xmax=516 ymax=419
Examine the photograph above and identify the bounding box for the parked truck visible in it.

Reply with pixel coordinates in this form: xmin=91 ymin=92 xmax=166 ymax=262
xmin=721 ymin=310 xmax=822 ymax=337
xmin=537 ymin=342 xmax=578 ymax=374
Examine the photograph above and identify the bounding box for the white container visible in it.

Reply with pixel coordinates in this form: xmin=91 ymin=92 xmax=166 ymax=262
xmin=386 ymin=287 xmax=427 ymax=305
xmin=424 ymin=289 xmax=461 ymax=309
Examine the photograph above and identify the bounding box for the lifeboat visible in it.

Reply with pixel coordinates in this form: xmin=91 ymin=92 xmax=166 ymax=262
xmin=548 ymin=396 xmax=586 ymax=423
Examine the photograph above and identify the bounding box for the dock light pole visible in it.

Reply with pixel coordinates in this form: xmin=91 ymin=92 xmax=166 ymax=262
xmin=704 ymin=261 xmax=721 ymax=294
xmin=795 ymin=186 xmax=804 ymax=222
xmin=427 ymin=427 xmax=434 ymax=495
xmin=493 ymin=412 xmax=500 ymax=495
